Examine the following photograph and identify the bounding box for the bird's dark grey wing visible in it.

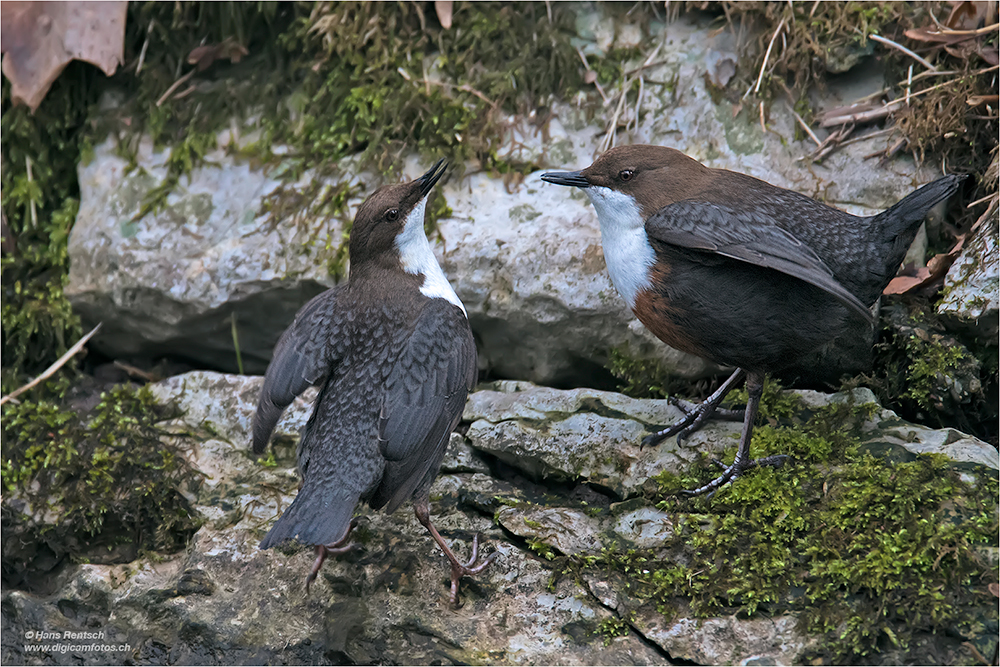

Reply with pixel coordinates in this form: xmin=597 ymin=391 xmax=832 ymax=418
xmin=252 ymin=286 xmax=350 ymax=454
xmin=369 ymin=299 xmax=477 ymax=514
xmin=646 ymin=201 xmax=873 ymax=322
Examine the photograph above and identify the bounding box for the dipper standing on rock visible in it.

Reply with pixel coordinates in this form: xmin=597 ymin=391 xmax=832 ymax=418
xmin=252 ymin=160 xmax=494 ymax=606
xmin=542 ymin=145 xmax=963 ymax=495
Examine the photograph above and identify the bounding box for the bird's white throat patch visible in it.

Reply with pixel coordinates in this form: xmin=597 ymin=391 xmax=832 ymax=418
xmin=585 ymin=187 xmax=655 ymax=309
xmin=395 ymin=197 xmax=467 ymax=315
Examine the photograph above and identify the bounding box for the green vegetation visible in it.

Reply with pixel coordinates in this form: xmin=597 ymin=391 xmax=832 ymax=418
xmin=1 ymin=385 xmax=200 ymax=579
xmin=2 ymin=2 xmax=592 ymax=394
xmin=865 ymin=304 xmax=993 ymax=440
xmin=607 ymin=345 xmax=721 ymax=402
xmin=594 ymin=613 xmax=632 ymax=646
xmin=1 ymin=64 xmax=98 ymax=383
xmin=555 ymin=388 xmax=998 ymax=664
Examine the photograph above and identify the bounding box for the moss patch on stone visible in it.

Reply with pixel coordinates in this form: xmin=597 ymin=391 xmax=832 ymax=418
xmin=555 ymin=387 xmax=998 ymax=664
xmin=1 ymin=385 xmax=200 ymax=588
xmin=867 ymin=302 xmax=994 ymax=443
xmin=3 ymin=2 xmax=597 ymax=390
xmin=1 ymin=64 xmax=100 ymax=384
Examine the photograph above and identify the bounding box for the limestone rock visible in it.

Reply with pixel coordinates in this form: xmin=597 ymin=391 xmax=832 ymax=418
xmin=4 ymin=370 xmax=996 ymax=666
xmin=464 ymin=381 xmax=999 ymax=497
xmin=495 ymin=502 xmax=675 ymax=557
xmin=66 ymin=135 xmax=342 ymax=374
xmin=66 ymin=13 xmax=942 ymax=385
xmin=938 ymin=209 xmax=999 ymax=339
xmin=634 ymin=610 xmax=818 ymax=665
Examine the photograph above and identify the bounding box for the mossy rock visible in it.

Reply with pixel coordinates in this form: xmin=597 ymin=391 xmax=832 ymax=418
xmin=547 ymin=386 xmax=999 ymax=665
xmin=1 ymin=385 xmax=201 ymax=592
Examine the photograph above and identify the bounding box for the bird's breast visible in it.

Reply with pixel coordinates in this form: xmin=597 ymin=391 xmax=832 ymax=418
xmin=630 ymin=260 xmax=709 ymax=360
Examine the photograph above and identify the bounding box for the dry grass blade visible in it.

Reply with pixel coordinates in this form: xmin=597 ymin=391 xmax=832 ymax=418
xmin=811 ymin=122 xmax=855 ymax=161
xmin=599 ymin=76 xmax=633 ymax=153
xmin=0 ymin=324 xmax=103 ymax=406
xmin=415 ymin=78 xmax=498 ymax=109
xmin=156 ymin=69 xmax=196 ymax=107
xmin=790 ymin=106 xmax=820 ymax=145
xmin=870 ymin=33 xmax=938 ymax=71
xmin=744 ymin=16 xmax=786 ymax=100
xmin=576 ymin=46 xmax=608 ymax=104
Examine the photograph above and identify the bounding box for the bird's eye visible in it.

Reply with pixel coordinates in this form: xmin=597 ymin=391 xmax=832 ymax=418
xmin=385 ymin=208 xmax=400 ymax=221
xmin=618 ymin=169 xmax=634 ymax=182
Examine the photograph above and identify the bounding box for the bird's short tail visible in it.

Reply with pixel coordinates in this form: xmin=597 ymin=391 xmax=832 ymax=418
xmin=876 ymin=173 xmax=965 ymax=238
xmin=259 ymin=484 xmax=358 ymax=549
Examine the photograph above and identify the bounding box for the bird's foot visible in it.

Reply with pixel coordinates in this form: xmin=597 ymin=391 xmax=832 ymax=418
xmin=642 ymin=397 xmax=745 ymax=449
xmin=304 ymin=518 xmax=359 ymax=594
xmin=680 ymin=454 xmax=789 ymax=498
xmin=415 ymin=500 xmax=497 ymax=608
xmin=642 ymin=369 xmax=747 ymax=449
xmin=444 ymin=533 xmax=497 ymax=609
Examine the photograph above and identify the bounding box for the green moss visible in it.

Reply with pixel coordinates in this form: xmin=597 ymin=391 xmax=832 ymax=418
xmin=866 ymin=304 xmax=992 ymax=440
xmin=902 ymin=336 xmax=971 ymax=412
xmin=606 ymin=346 xmax=681 ymax=400
xmin=528 ymin=538 xmax=557 ymax=561
xmin=1 ymin=63 xmax=99 ymax=386
xmin=1 ymin=385 xmax=200 ymax=575
xmin=594 ymin=613 xmax=632 ymax=646
xmin=257 ymin=450 xmax=278 ymax=469
xmin=554 ymin=388 xmax=997 ymax=664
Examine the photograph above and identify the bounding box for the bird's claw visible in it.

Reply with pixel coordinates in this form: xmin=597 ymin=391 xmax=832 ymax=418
xmin=680 ymin=454 xmax=790 ymax=497
xmin=304 ymin=518 xmax=359 ymax=594
xmin=642 ymin=397 xmax=745 ymax=449
xmin=447 ymin=533 xmax=497 ymax=608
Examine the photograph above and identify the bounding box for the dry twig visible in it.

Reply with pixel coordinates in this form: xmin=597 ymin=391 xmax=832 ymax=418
xmin=790 ymin=106 xmax=821 ymax=145
xmin=113 ymin=360 xmax=161 ymax=383
xmin=1 ymin=324 xmax=102 ymax=406
xmin=811 ymin=122 xmax=855 ymax=162
xmin=930 ymin=23 xmax=999 ymax=37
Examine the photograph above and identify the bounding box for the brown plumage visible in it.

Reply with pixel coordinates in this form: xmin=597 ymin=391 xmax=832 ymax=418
xmin=543 ymin=145 xmax=964 ymax=495
xmin=253 ymin=161 xmax=494 ymax=605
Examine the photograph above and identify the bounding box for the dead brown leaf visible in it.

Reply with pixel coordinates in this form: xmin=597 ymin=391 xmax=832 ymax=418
xmin=945 ymin=0 xmax=991 ymax=31
xmin=978 ymin=44 xmax=999 ymax=65
xmin=884 ymin=267 xmax=934 ymax=295
xmin=989 ymin=582 xmax=1000 ymax=597
xmin=0 ymin=1 xmax=127 ymax=111
xmin=884 ymin=236 xmax=966 ymax=295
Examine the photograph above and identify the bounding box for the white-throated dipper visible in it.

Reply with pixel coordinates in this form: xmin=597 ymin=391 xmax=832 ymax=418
xmin=252 ymin=160 xmax=493 ymax=606
xmin=541 ymin=145 xmax=963 ymax=495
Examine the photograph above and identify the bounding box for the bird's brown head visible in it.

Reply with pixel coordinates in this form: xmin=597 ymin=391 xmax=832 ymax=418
xmin=542 ymin=145 xmax=709 ymax=218
xmin=348 ymin=159 xmax=446 ymax=269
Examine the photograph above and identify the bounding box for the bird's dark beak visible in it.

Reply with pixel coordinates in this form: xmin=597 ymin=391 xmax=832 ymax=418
xmin=417 ymin=159 xmax=447 ymax=198
xmin=540 ymin=170 xmax=590 ymax=188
